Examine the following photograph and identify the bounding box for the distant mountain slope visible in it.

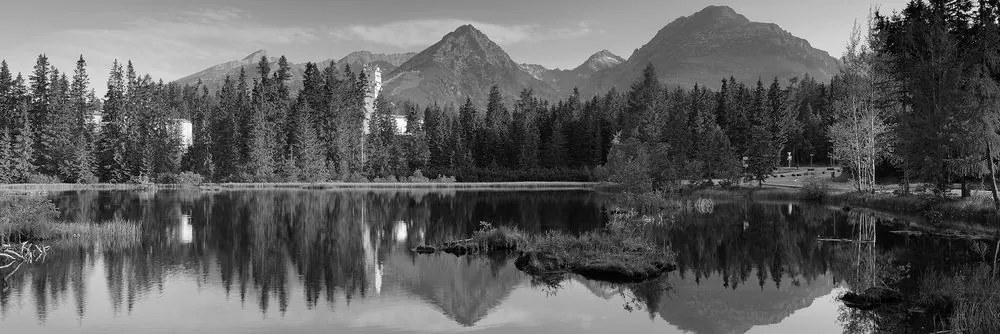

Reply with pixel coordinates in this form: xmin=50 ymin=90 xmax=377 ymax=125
xmin=520 ymin=49 xmax=626 ymax=93
xmin=173 ymin=50 xmax=415 ymax=94
xmin=585 ymin=5 xmax=839 ymax=93
xmin=382 ymin=25 xmax=559 ymax=106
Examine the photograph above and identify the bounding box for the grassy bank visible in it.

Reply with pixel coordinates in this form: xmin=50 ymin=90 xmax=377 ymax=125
xmin=691 ymin=186 xmax=1000 ymax=223
xmin=414 ymin=223 xmax=676 ymax=284
xmin=0 ymin=181 xmax=610 ymax=194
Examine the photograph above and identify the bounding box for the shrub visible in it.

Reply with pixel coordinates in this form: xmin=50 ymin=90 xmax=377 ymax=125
xmin=799 ymin=179 xmax=830 ymax=202
xmin=471 ymin=222 xmax=527 ymax=251
xmin=372 ymin=175 xmax=399 ymax=183
xmin=606 ymin=138 xmax=653 ymax=193
xmin=408 ymin=169 xmax=430 ymax=183
xmin=0 ymin=197 xmax=60 ymax=243
xmin=25 ymin=173 xmax=60 ymax=184
xmin=433 ymin=175 xmax=457 ymax=183
xmin=344 ymin=173 xmax=369 ymax=183
xmin=156 ymin=172 xmax=204 ymax=186
xmin=129 ymin=175 xmax=153 ymax=185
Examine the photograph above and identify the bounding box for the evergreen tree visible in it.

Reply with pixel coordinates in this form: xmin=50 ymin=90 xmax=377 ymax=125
xmin=0 ymin=61 xmax=13 ymax=130
xmin=624 ymin=64 xmax=664 ymax=142
xmin=291 ymin=102 xmax=327 ymax=181
xmin=0 ymin=129 xmax=12 ymax=183
xmin=97 ymin=61 xmax=131 ymax=182
xmin=67 ymin=55 xmax=95 ymax=183
xmin=484 ymin=85 xmax=510 ymax=167
xmin=10 ymin=104 xmax=36 ymax=182
xmin=458 ymin=98 xmax=479 ymax=167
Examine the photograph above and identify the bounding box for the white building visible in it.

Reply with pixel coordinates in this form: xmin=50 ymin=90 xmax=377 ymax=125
xmin=169 ymin=119 xmax=194 ymax=149
xmin=362 ymin=65 xmax=382 ymax=135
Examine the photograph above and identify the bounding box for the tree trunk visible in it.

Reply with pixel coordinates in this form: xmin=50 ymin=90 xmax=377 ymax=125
xmin=903 ymin=170 xmax=911 ymax=195
xmin=987 ymin=142 xmax=1000 ymax=277
xmin=961 ymin=179 xmax=971 ymax=198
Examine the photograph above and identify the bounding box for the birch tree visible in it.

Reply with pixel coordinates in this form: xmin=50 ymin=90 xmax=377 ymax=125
xmin=829 ymin=23 xmax=894 ymax=193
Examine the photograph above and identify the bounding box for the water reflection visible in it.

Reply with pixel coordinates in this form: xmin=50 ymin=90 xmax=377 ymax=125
xmin=0 ymin=190 xmax=987 ymax=333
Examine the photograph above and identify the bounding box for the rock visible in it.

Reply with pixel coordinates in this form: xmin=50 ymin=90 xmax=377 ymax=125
xmin=574 ymin=259 xmax=674 ymax=283
xmin=441 ymin=241 xmax=477 ymax=256
xmin=840 ymin=287 xmax=901 ymax=310
xmin=515 ymin=251 xmax=675 ymax=284
xmin=412 ymin=245 xmax=437 ymax=254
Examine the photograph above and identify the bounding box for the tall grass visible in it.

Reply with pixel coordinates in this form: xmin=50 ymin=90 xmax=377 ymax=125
xmin=917 ymin=264 xmax=1000 ymax=332
xmin=470 ymin=223 xmax=528 ymax=251
xmin=1 ymin=196 xmax=141 ymax=249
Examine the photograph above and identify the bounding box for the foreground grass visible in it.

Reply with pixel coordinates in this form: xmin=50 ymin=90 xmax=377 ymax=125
xmin=416 ymin=223 xmax=676 ymax=283
xmin=1 ymin=197 xmax=142 ymax=250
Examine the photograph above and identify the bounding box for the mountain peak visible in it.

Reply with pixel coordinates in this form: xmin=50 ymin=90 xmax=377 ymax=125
xmin=687 ymin=5 xmax=750 ymax=25
xmin=448 ymin=24 xmax=491 ymax=42
xmin=242 ymin=49 xmax=268 ymax=62
xmin=384 ymin=23 xmax=557 ymax=105
xmin=576 ymin=49 xmax=625 ymax=73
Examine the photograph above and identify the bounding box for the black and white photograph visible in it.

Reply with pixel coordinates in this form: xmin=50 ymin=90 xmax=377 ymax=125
xmin=2 ymin=0 xmax=999 ymax=332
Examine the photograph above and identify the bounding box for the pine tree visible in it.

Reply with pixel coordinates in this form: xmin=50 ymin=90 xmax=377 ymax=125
xmin=10 ymin=105 xmax=36 ymax=182
xmin=484 ymin=85 xmax=510 ymax=168
xmin=513 ymin=89 xmax=540 ymax=169
xmin=0 ymin=60 xmax=13 ymax=131
xmin=458 ymin=98 xmax=479 ymax=167
xmin=625 ymin=63 xmax=664 ymax=142
xmin=291 ymin=103 xmax=327 ymax=182
xmin=0 ymin=129 xmax=12 ymax=183
xmin=243 ymin=98 xmax=275 ymax=182
xmin=67 ymin=55 xmax=95 ymax=183
xmin=97 ymin=61 xmax=131 ymax=182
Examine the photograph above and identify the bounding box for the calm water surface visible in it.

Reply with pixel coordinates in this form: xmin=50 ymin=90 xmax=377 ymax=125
xmin=0 ymin=190 xmax=982 ymax=333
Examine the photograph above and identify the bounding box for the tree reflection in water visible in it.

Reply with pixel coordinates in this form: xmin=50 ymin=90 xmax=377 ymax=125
xmin=0 ymin=191 xmax=992 ymax=333
xmin=1 ymin=189 xmax=606 ymax=321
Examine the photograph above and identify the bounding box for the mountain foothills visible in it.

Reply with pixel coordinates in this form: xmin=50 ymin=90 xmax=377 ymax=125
xmin=174 ymin=50 xmax=415 ymax=95
xmin=175 ymin=5 xmax=837 ymax=105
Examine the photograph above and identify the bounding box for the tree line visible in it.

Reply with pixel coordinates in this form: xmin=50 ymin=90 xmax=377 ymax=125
xmin=0 ymin=49 xmax=839 ymax=184
xmin=817 ymin=0 xmax=1000 ymax=200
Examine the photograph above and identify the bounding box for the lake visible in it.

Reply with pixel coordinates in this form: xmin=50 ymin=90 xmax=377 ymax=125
xmin=0 ymin=189 xmax=986 ymax=333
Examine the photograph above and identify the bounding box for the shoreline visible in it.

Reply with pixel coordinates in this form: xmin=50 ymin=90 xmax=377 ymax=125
xmin=0 ymin=181 xmax=613 ymax=193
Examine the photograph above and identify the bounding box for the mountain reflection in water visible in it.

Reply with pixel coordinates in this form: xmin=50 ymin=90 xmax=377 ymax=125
xmin=0 ymin=190 xmax=984 ymax=333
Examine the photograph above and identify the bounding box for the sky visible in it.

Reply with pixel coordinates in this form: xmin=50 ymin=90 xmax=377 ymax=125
xmin=1 ymin=0 xmax=910 ymax=95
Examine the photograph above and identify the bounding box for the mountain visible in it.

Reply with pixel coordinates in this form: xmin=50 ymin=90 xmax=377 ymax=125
xmin=382 ymin=24 xmax=559 ymax=106
xmin=520 ymin=49 xmax=626 ymax=93
xmin=173 ymin=50 xmax=416 ymax=94
xmin=574 ymin=49 xmax=626 ymax=74
xmin=585 ymin=5 xmax=839 ymax=93
xmin=174 ymin=49 xmax=275 ymax=90
xmin=336 ymin=50 xmax=416 ymax=74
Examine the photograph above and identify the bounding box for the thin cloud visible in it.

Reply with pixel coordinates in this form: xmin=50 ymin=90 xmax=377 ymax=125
xmin=8 ymin=7 xmax=318 ymax=94
xmin=330 ymin=19 xmax=594 ymax=47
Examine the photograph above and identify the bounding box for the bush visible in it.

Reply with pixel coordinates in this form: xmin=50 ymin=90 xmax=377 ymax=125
xmin=606 ymin=138 xmax=653 ymax=193
xmin=344 ymin=173 xmax=369 ymax=183
xmin=372 ymin=175 xmax=399 ymax=183
xmin=129 ymin=175 xmax=153 ymax=185
xmin=407 ymin=169 xmax=430 ymax=183
xmin=26 ymin=173 xmax=60 ymax=184
xmin=156 ymin=172 xmax=205 ymax=186
xmin=433 ymin=175 xmax=457 ymax=183
xmin=423 ymin=167 xmax=593 ymax=182
xmin=0 ymin=197 xmax=60 ymax=242
xmin=799 ymin=179 xmax=830 ymax=202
